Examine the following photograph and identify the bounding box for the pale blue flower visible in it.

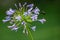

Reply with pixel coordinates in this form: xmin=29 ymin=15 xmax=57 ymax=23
xmin=23 ymin=12 xmax=28 ymax=16
xmin=8 ymin=24 xmax=19 ymax=32
xmin=2 ymin=20 xmax=9 ymax=22
xmin=31 ymin=14 xmax=38 ymax=21
xmin=6 ymin=8 xmax=15 ymax=15
xmin=32 ymin=7 xmax=40 ymax=14
xmin=38 ymin=18 xmax=46 ymax=24
xmin=5 ymin=16 xmax=11 ymax=20
xmin=2 ymin=16 xmax=11 ymax=22
xmin=27 ymin=4 xmax=34 ymax=8
xmin=31 ymin=26 xmax=36 ymax=31
xmin=11 ymin=27 xmax=19 ymax=32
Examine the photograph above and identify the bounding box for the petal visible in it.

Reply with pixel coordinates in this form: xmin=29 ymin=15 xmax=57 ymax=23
xmin=19 ymin=3 xmax=21 ymax=7
xmin=38 ymin=18 xmax=46 ymax=24
xmin=5 ymin=16 xmax=11 ymax=20
xmin=27 ymin=4 xmax=34 ymax=8
xmin=28 ymin=7 xmax=33 ymax=12
xmin=31 ymin=26 xmax=36 ymax=31
xmin=6 ymin=8 xmax=15 ymax=16
xmin=31 ymin=15 xmax=38 ymax=21
xmin=21 ymin=21 xmax=26 ymax=25
xmin=32 ymin=7 xmax=40 ymax=14
xmin=6 ymin=11 xmax=12 ymax=15
xmin=2 ymin=20 xmax=9 ymax=22
xmin=23 ymin=2 xmax=27 ymax=7
xmin=8 ymin=26 xmax=13 ymax=28
xmin=9 ymin=8 xmax=15 ymax=13
xmin=11 ymin=27 xmax=19 ymax=32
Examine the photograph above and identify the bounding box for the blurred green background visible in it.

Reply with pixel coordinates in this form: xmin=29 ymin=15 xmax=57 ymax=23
xmin=0 ymin=0 xmax=60 ymax=40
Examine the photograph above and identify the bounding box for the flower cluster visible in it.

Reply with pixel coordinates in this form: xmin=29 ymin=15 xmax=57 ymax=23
xmin=2 ymin=2 xmax=46 ymax=35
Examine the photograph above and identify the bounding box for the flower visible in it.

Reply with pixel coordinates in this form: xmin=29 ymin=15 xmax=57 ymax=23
xmin=32 ymin=7 xmax=40 ymax=15
xmin=28 ymin=7 xmax=33 ymax=12
xmin=23 ymin=2 xmax=27 ymax=7
xmin=27 ymin=7 xmax=33 ymax=15
xmin=2 ymin=20 xmax=9 ymax=22
xmin=8 ymin=24 xmax=19 ymax=32
xmin=27 ymin=4 xmax=34 ymax=8
xmin=31 ymin=14 xmax=38 ymax=21
xmin=21 ymin=21 xmax=26 ymax=25
xmin=19 ymin=3 xmax=21 ymax=7
xmin=2 ymin=2 xmax=46 ymax=36
xmin=31 ymin=26 xmax=36 ymax=31
xmin=6 ymin=8 xmax=15 ymax=15
xmin=5 ymin=16 xmax=11 ymax=20
xmin=38 ymin=18 xmax=46 ymax=24
xmin=2 ymin=16 xmax=11 ymax=22
xmin=23 ymin=12 xmax=28 ymax=16
xmin=11 ymin=27 xmax=19 ymax=32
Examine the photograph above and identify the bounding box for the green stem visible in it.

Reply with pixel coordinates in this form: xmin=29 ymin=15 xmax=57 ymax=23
xmin=26 ymin=25 xmax=34 ymax=40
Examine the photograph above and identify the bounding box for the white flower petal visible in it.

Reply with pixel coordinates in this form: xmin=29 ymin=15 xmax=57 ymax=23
xmin=15 ymin=4 xmax=18 ymax=9
xmin=19 ymin=3 xmax=21 ymax=7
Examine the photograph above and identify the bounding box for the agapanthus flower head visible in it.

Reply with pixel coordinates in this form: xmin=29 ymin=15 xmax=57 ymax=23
xmin=2 ymin=2 xmax=46 ymax=36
